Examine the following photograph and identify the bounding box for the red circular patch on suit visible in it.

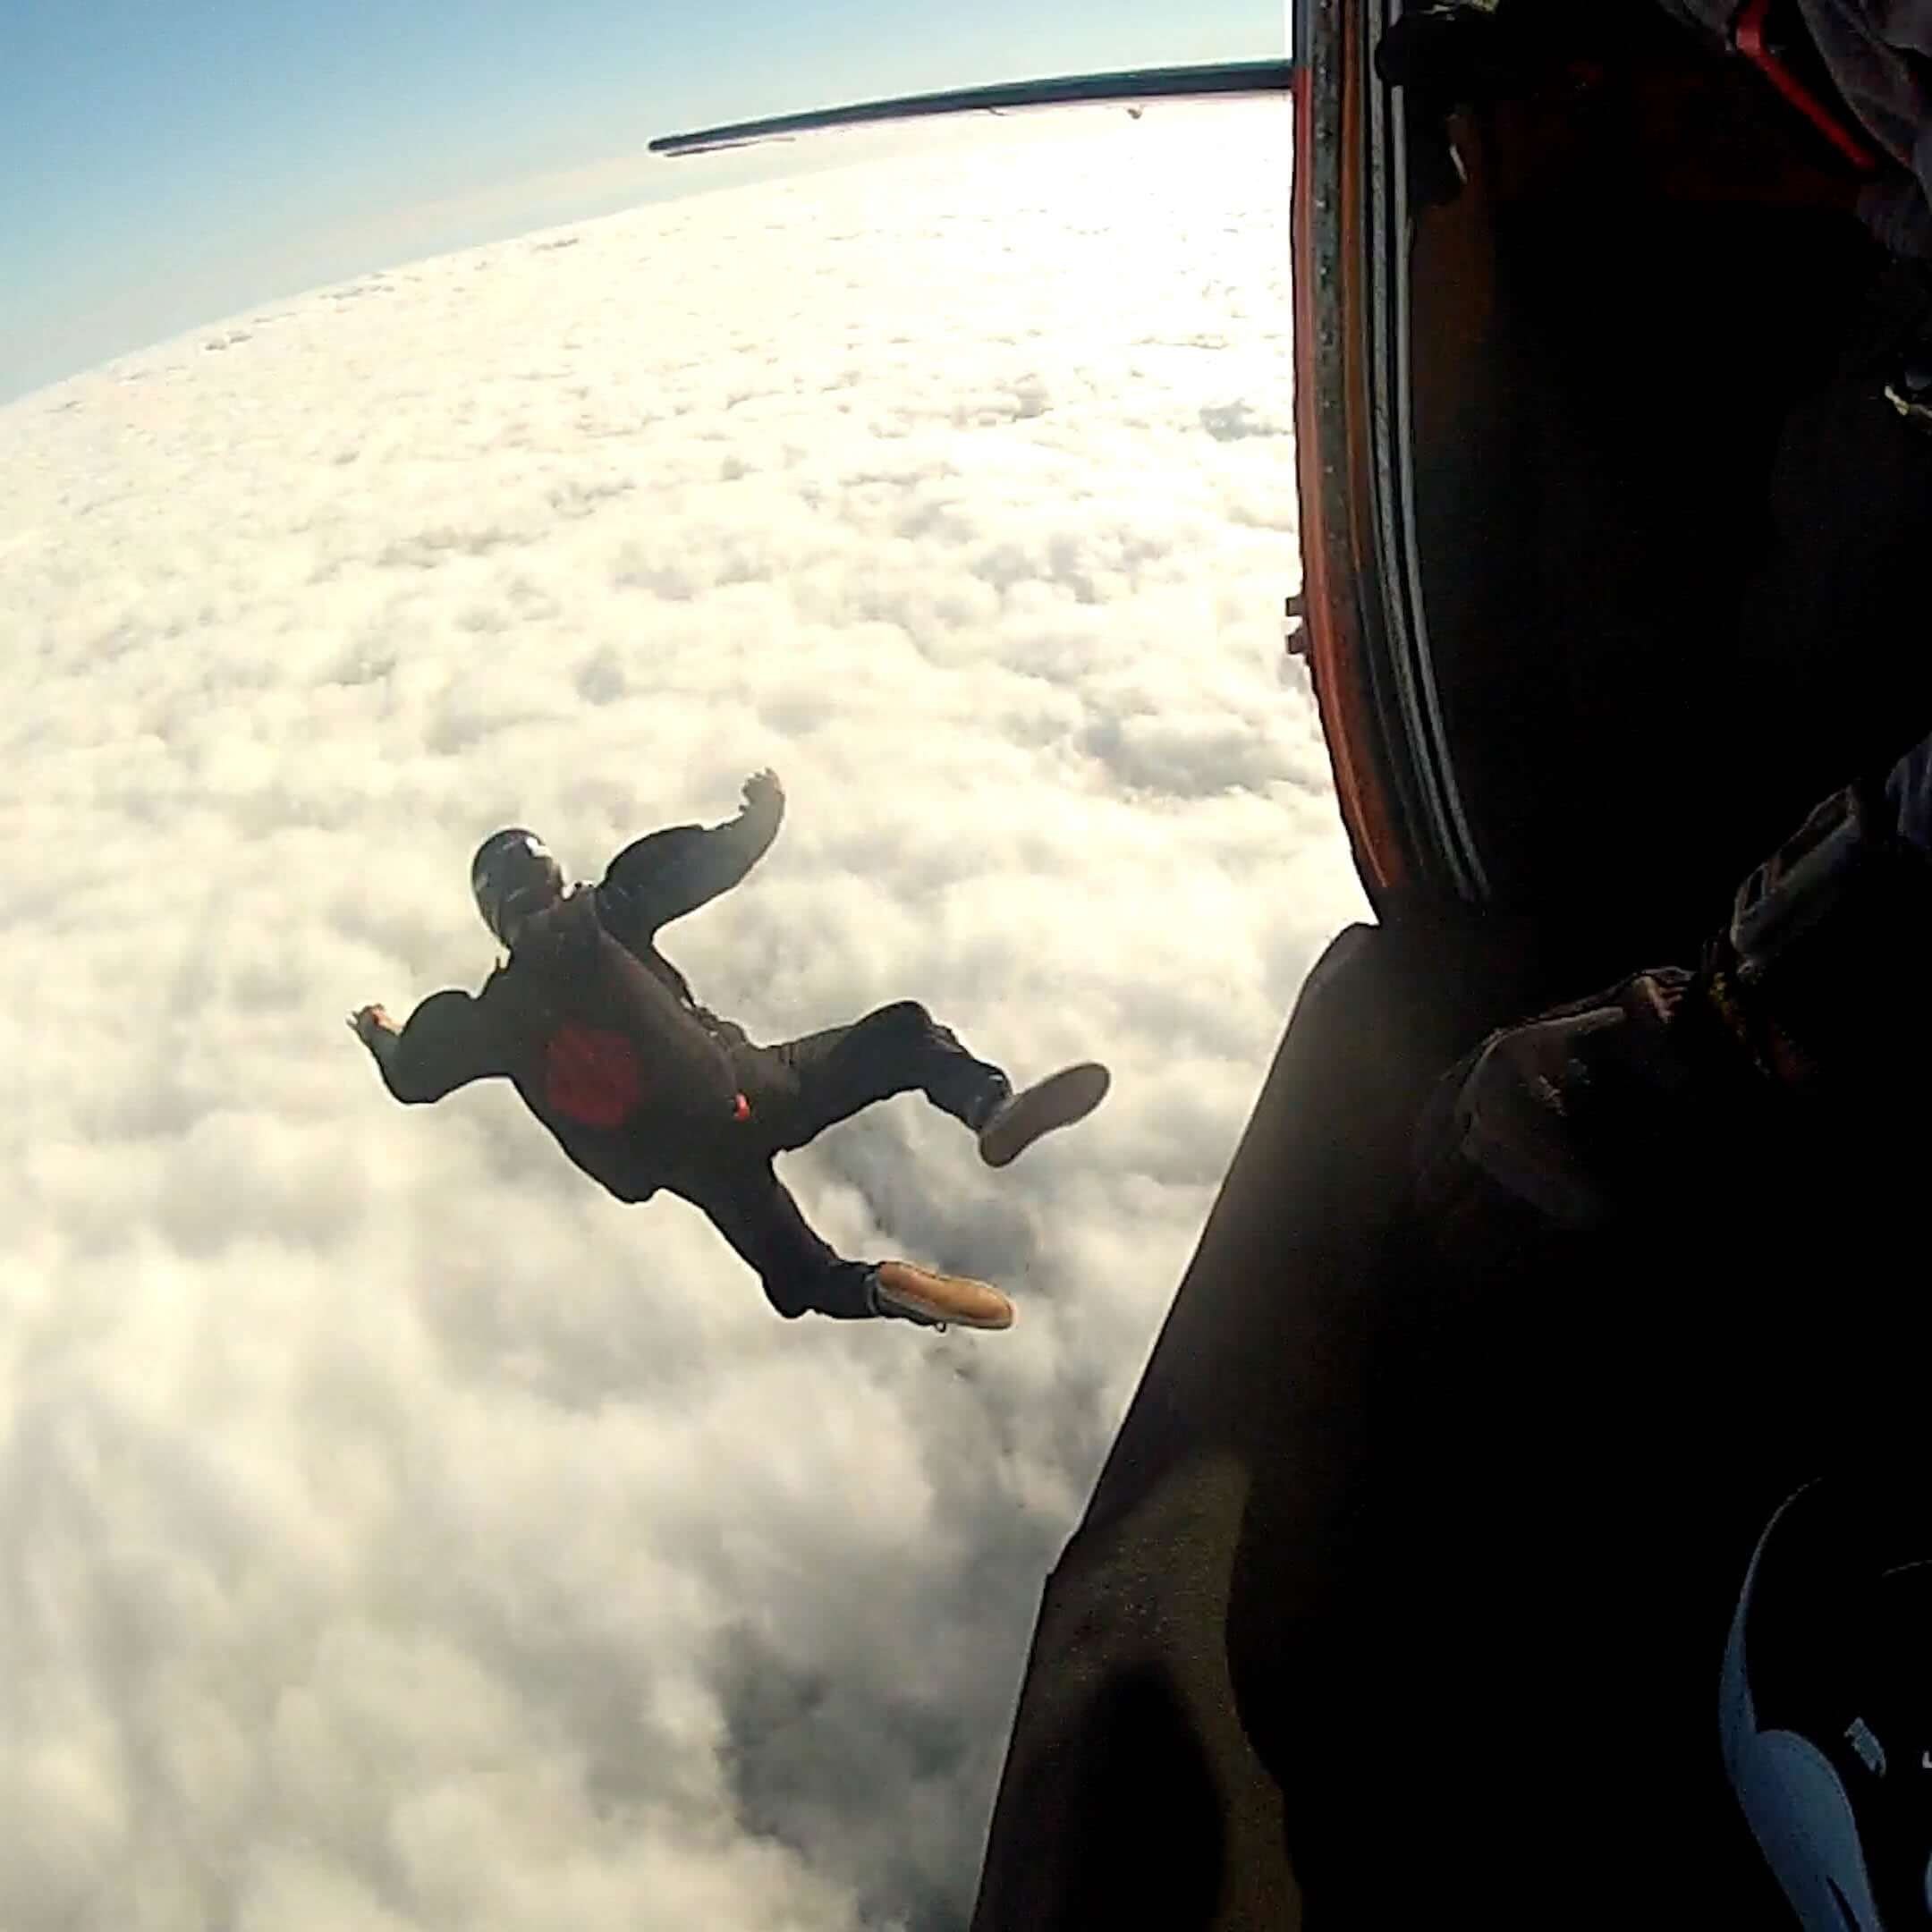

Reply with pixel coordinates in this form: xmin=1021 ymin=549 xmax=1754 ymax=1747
xmin=542 ymin=1024 xmax=644 ymax=1127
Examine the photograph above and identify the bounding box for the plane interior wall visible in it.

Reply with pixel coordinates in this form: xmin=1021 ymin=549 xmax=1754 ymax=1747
xmin=1405 ymin=5 xmax=1910 ymax=979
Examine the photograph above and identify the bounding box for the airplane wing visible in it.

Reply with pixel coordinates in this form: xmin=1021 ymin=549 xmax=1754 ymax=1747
xmin=648 ymin=59 xmax=1294 ymax=158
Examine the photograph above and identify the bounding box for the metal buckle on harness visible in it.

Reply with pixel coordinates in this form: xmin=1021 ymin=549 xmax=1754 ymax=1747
xmin=1720 ymin=778 xmax=1932 ymax=1090
xmin=1729 ymin=784 xmax=1871 ymax=980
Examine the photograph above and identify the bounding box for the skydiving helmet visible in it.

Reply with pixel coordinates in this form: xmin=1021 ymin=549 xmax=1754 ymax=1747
xmin=1723 ymin=1477 xmax=1932 ymax=1928
xmin=470 ymin=828 xmax=564 ymax=945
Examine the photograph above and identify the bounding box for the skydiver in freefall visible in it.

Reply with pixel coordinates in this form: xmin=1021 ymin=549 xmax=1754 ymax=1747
xmin=348 ymin=770 xmax=1110 ymax=1329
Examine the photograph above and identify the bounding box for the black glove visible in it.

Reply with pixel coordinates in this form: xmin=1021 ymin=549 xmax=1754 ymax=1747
xmin=1414 ymin=967 xmax=1774 ymax=1245
xmin=1415 ymin=750 xmax=1932 ymax=1261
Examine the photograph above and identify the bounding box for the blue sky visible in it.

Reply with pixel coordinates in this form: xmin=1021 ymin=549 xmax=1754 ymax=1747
xmin=2 ymin=0 xmax=1286 ymax=403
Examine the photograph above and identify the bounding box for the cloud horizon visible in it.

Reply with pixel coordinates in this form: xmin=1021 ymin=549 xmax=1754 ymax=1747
xmin=4 ymin=99 xmax=1363 ymax=1931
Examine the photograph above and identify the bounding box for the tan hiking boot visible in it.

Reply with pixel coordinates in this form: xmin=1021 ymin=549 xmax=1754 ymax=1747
xmin=869 ymin=1260 xmax=1014 ymax=1331
xmin=977 ymin=1062 xmax=1111 ymax=1168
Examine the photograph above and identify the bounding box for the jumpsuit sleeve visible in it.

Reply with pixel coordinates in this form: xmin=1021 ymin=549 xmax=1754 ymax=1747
xmin=377 ymin=989 xmax=508 ymax=1104
xmin=595 ymin=792 xmax=784 ymax=949
xmin=1885 ymin=729 xmax=1932 ymax=852
xmin=665 ymin=1163 xmax=874 ymax=1319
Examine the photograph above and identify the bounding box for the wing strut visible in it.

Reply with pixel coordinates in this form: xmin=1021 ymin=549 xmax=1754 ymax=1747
xmin=649 ymin=59 xmax=1294 ymax=158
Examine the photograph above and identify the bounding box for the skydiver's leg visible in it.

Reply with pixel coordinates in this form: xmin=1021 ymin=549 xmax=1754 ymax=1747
xmin=661 ymin=1157 xmax=1013 ymax=1329
xmin=666 ymin=1158 xmax=877 ymax=1319
xmin=762 ymin=1001 xmax=1010 ymax=1152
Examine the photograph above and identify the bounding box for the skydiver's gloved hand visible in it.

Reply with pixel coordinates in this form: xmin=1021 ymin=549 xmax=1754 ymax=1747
xmin=347 ymin=1004 xmax=402 ymax=1071
xmin=740 ymin=767 xmax=783 ymax=821
xmin=1373 ymin=1 xmax=1580 ymax=110
xmin=348 ymin=1004 xmax=397 ymax=1049
xmin=1373 ymin=3 xmax=1581 ymax=209
xmin=1374 ymin=2 xmax=1503 ymax=209
xmin=1375 ymin=1 xmax=1504 ymax=95
xmin=1416 ymin=736 xmax=1932 ymax=1253
xmin=1413 ymin=965 xmax=1772 ymax=1250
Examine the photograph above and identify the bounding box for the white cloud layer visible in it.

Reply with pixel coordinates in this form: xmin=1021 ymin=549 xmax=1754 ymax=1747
xmin=3 ymin=101 xmax=1365 ymax=1930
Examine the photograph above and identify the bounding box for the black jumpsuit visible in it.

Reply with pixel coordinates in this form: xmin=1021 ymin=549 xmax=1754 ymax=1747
xmin=375 ymin=796 xmax=1012 ymax=1318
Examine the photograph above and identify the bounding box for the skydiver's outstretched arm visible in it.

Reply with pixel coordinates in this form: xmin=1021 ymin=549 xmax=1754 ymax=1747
xmin=597 ymin=769 xmax=784 ymax=948
xmin=348 ymin=990 xmax=507 ymax=1103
